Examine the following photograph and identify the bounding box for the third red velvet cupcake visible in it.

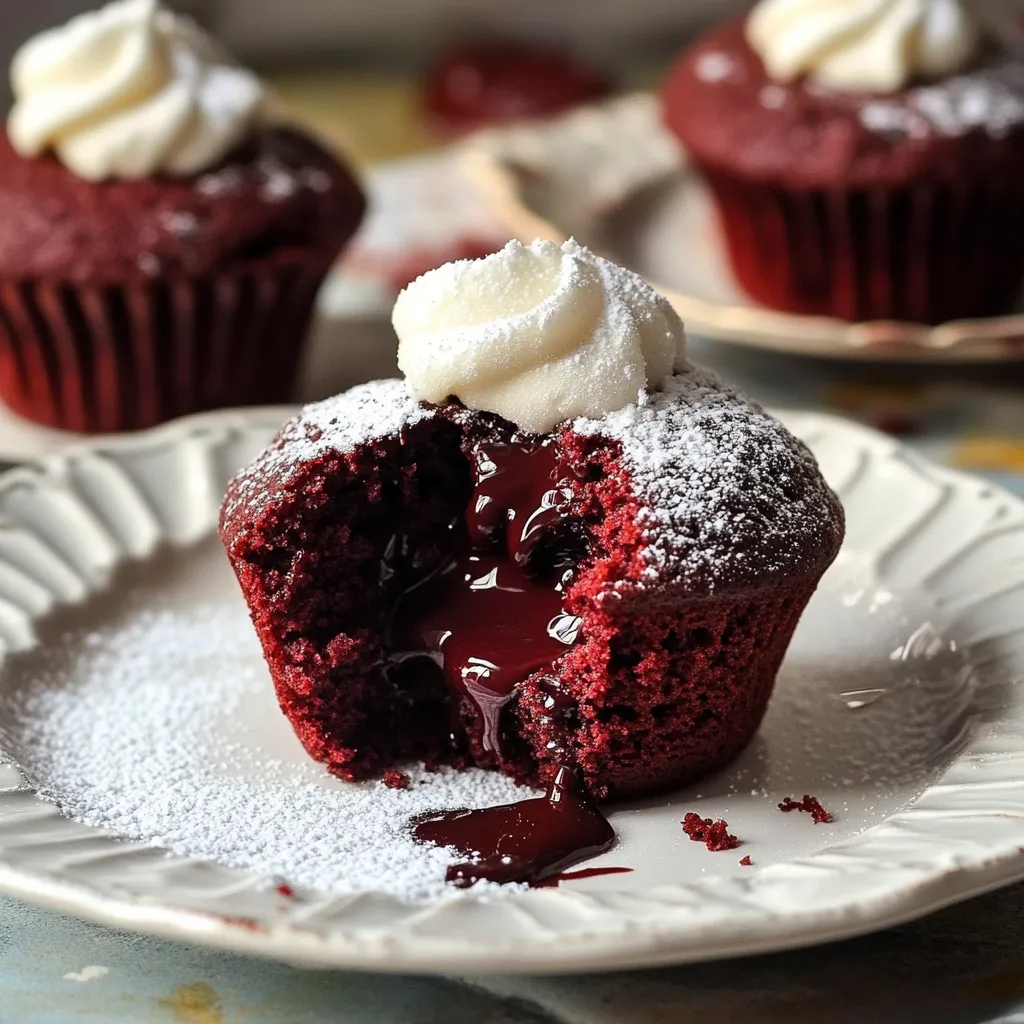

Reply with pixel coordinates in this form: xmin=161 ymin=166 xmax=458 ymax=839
xmin=423 ymin=39 xmax=611 ymax=138
xmin=0 ymin=0 xmax=365 ymax=432
xmin=662 ymin=1 xmax=1024 ymax=324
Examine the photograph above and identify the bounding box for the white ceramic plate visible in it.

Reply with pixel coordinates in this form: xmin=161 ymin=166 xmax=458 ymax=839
xmin=0 ymin=407 xmax=1023 ymax=974
xmin=465 ymin=94 xmax=1024 ymax=362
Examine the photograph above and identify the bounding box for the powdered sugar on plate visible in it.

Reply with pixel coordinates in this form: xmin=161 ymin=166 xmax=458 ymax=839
xmin=2 ymin=599 xmax=530 ymax=901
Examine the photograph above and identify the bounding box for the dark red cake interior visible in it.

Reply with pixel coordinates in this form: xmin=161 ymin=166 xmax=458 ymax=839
xmin=384 ymin=433 xmax=586 ymax=761
xmin=224 ymin=391 xmax=821 ymax=800
xmin=249 ymin=409 xmax=597 ymax=786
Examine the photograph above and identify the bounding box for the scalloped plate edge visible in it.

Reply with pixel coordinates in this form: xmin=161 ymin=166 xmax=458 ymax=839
xmin=0 ymin=406 xmax=1022 ymax=972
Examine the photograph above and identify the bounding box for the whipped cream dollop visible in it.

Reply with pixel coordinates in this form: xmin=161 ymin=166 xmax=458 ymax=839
xmin=393 ymin=239 xmax=684 ymax=434
xmin=746 ymin=0 xmax=982 ymax=94
xmin=8 ymin=0 xmax=265 ymax=181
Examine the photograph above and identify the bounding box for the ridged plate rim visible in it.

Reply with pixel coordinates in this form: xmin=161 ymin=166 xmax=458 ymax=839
xmin=0 ymin=406 xmax=1022 ymax=973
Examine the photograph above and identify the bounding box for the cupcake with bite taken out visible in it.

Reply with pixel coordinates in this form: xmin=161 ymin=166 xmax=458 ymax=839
xmin=662 ymin=0 xmax=1024 ymax=324
xmin=0 ymin=0 xmax=365 ymax=432
xmin=220 ymin=239 xmax=844 ymax=801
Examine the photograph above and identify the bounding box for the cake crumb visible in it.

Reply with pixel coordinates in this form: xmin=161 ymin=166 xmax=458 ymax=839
xmin=275 ymin=883 xmax=294 ymax=897
xmin=739 ymin=855 xmax=752 ymax=866
xmin=682 ymin=812 xmax=740 ymax=851
xmin=779 ymin=794 xmax=833 ymax=824
xmin=383 ymin=769 xmax=411 ymax=790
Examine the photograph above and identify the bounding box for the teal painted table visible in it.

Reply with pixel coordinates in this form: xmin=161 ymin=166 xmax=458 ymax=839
xmin=3 ymin=337 xmax=1024 ymax=1023
xmin=4 ymin=882 xmax=1024 ymax=1022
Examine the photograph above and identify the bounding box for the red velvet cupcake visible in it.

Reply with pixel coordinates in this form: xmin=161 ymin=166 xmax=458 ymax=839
xmin=220 ymin=241 xmax=844 ymax=800
xmin=662 ymin=3 xmax=1024 ymax=324
xmin=0 ymin=0 xmax=365 ymax=432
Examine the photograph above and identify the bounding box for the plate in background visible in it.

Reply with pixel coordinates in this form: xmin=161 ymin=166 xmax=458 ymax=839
xmin=465 ymin=94 xmax=1024 ymax=363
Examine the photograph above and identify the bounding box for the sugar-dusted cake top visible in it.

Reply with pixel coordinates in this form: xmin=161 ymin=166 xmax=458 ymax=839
xmin=222 ymin=367 xmax=843 ymax=598
xmin=665 ymin=19 xmax=1024 ymax=191
xmin=221 ymin=377 xmax=424 ymax=530
xmin=573 ymin=366 xmax=843 ymax=595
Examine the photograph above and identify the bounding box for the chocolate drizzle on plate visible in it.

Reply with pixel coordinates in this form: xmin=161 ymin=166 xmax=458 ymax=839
xmin=412 ymin=764 xmax=615 ymax=887
xmin=535 ymin=865 xmax=634 ymax=887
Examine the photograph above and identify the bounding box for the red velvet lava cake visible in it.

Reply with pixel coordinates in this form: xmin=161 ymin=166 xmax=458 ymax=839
xmin=220 ymin=367 xmax=844 ymax=800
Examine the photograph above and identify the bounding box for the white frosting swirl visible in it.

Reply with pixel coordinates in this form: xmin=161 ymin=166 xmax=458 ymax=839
xmin=393 ymin=239 xmax=684 ymax=434
xmin=746 ymin=0 xmax=982 ymax=94
xmin=8 ymin=0 xmax=265 ymax=181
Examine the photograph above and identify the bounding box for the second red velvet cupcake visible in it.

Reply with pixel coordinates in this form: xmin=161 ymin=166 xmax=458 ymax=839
xmin=662 ymin=3 xmax=1024 ymax=325
xmin=0 ymin=0 xmax=365 ymax=432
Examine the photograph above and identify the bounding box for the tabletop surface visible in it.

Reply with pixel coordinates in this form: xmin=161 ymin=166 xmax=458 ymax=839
xmin=5 ymin=72 xmax=1024 ymax=1024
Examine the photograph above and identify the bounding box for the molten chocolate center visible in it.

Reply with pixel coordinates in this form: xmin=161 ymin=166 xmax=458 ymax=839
xmin=392 ymin=436 xmax=619 ymax=888
xmin=387 ymin=439 xmax=581 ymax=756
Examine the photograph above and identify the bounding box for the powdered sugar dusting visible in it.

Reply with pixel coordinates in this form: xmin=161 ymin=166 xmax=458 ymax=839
xmin=222 ymin=379 xmax=426 ymax=526
xmin=695 ymin=51 xmax=737 ymax=84
xmin=575 ymin=366 xmax=842 ymax=594
xmin=860 ymin=60 xmax=1024 ymax=139
xmin=225 ymin=368 xmax=840 ymax=594
xmin=392 ymin=239 xmax=683 ymax=434
xmin=5 ymin=601 xmax=529 ymax=900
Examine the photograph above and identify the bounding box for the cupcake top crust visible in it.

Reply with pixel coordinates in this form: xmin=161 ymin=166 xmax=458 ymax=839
xmin=224 ymin=241 xmax=847 ymax=598
xmin=222 ymin=370 xmax=843 ymax=601
xmin=0 ymin=127 xmax=364 ymax=282
xmin=663 ymin=16 xmax=1024 ymax=188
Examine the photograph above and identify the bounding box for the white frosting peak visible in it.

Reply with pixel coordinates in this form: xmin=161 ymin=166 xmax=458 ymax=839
xmin=8 ymin=0 xmax=265 ymax=181
xmin=393 ymin=239 xmax=684 ymax=434
xmin=746 ymin=0 xmax=982 ymax=94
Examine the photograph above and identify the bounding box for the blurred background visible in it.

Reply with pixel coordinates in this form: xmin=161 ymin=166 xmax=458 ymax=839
xmin=0 ymin=0 xmax=748 ymax=165
xmin=1 ymin=1 xmax=736 ymax=71
xmin=1 ymin=0 xmax=1023 ymax=478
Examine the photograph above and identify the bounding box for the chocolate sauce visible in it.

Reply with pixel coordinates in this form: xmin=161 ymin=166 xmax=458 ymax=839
xmin=396 ymin=439 xmax=613 ymax=887
xmin=413 ymin=765 xmax=615 ymax=887
xmin=463 ymin=441 xmax=574 ymax=563
xmin=535 ymin=866 xmax=634 ymax=887
xmin=387 ymin=439 xmax=582 ymax=755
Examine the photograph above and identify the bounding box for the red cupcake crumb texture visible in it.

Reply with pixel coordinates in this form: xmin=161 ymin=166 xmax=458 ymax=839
xmin=275 ymin=883 xmax=294 ymax=897
xmin=779 ymin=794 xmax=833 ymax=824
xmin=739 ymin=855 xmax=752 ymax=866
xmin=382 ymin=769 xmax=411 ymax=790
xmin=682 ymin=812 xmax=740 ymax=851
xmin=219 ymin=374 xmax=844 ymax=800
